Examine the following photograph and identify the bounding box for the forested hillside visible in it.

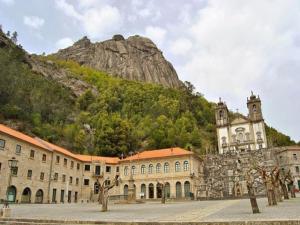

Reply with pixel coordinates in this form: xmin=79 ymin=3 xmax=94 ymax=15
xmin=0 ymin=30 xmax=297 ymax=157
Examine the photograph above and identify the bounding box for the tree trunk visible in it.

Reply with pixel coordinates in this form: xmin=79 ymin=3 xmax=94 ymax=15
xmin=280 ymin=182 xmax=289 ymax=200
xmin=247 ymin=184 xmax=260 ymax=214
xmin=101 ymin=191 xmax=108 ymax=212
xmin=274 ymin=185 xmax=282 ymax=202
xmin=161 ymin=185 xmax=165 ymax=204
xmin=290 ymin=184 xmax=296 ymax=198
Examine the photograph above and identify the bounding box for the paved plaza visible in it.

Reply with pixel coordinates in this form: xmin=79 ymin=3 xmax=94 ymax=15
xmin=2 ymin=196 xmax=300 ymax=223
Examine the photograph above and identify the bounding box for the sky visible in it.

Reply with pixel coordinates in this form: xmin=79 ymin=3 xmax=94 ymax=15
xmin=0 ymin=0 xmax=299 ymax=141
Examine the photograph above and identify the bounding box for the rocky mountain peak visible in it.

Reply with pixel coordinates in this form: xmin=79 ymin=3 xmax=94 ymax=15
xmin=53 ymin=34 xmax=182 ymax=88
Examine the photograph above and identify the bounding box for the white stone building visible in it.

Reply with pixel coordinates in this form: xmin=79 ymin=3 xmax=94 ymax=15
xmin=215 ymin=92 xmax=268 ymax=154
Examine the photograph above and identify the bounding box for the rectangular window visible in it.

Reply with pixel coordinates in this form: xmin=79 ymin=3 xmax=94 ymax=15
xmin=40 ymin=172 xmax=44 ymax=180
xmin=30 ymin=150 xmax=35 ymax=158
xmin=71 ymin=161 xmax=74 ymax=169
xmin=62 ymin=174 xmax=66 ymax=182
xmin=105 ymin=180 xmax=111 ymax=186
xmin=69 ymin=176 xmax=73 ymax=184
xmin=27 ymin=170 xmax=32 ymax=179
xmin=84 ymin=179 xmax=89 ymax=186
xmin=106 ymin=166 xmax=111 ymax=173
xmin=95 ymin=165 xmax=101 ymax=175
xmin=77 ymin=163 xmax=80 ymax=170
xmin=12 ymin=167 xmax=18 ymax=176
xmin=64 ymin=158 xmax=67 ymax=166
xmin=56 ymin=156 xmax=60 ymax=164
xmin=42 ymin=154 xmax=47 ymax=162
xmin=15 ymin=145 xmax=21 ymax=154
xmin=116 ymin=166 xmax=119 ymax=173
xmin=293 ymin=154 xmax=297 ymax=160
xmin=54 ymin=173 xmax=58 ymax=181
xmin=296 ymin=166 xmax=299 ymax=173
xmin=0 ymin=139 xmax=5 ymax=148
xmin=84 ymin=164 xmax=90 ymax=171
xmin=0 ymin=162 xmax=2 ymax=171
xmin=76 ymin=178 xmax=79 ymax=185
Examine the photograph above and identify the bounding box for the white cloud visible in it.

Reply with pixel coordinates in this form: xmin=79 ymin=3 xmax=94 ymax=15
xmin=55 ymin=0 xmax=121 ymax=39
xmin=0 ymin=0 xmax=14 ymax=5
xmin=145 ymin=26 xmax=166 ymax=47
xmin=177 ymin=0 xmax=300 ymax=140
xmin=55 ymin=37 xmax=74 ymax=49
xmin=23 ymin=16 xmax=45 ymax=29
xmin=170 ymin=38 xmax=192 ymax=55
xmin=55 ymin=0 xmax=82 ymax=20
xmin=82 ymin=5 xmax=121 ymax=38
xmin=138 ymin=8 xmax=151 ymax=18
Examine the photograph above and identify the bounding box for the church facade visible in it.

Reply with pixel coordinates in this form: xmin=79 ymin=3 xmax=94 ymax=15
xmin=215 ymin=92 xmax=268 ymax=154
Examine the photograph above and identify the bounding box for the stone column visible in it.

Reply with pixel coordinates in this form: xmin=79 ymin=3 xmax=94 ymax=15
xmin=127 ymin=174 xmax=136 ymax=202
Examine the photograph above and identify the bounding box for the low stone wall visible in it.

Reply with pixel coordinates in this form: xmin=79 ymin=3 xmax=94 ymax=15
xmin=1 ymin=218 xmax=300 ymax=225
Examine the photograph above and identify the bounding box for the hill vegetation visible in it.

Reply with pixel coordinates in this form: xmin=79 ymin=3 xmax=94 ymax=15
xmin=0 ymin=30 xmax=297 ymax=157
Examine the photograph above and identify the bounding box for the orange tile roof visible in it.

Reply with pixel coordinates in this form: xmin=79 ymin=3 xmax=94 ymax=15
xmin=36 ymin=138 xmax=79 ymax=160
xmin=0 ymin=124 xmax=191 ymax=164
xmin=121 ymin=147 xmax=194 ymax=162
xmin=0 ymin=124 xmax=51 ymax=151
xmin=0 ymin=123 xmax=119 ymax=163
xmin=76 ymin=154 xmax=120 ymax=164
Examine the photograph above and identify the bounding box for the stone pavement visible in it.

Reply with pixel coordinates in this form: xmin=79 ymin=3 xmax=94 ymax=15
xmin=2 ymin=197 xmax=300 ymax=223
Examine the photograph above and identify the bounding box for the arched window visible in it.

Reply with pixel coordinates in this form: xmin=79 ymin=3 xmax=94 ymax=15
xmin=124 ymin=166 xmax=128 ymax=176
xmin=149 ymin=164 xmax=153 ymax=174
xmin=131 ymin=166 xmax=136 ymax=175
xmin=175 ymin=161 xmax=181 ymax=172
xmin=238 ymin=132 xmax=243 ymax=142
xmin=221 ymin=136 xmax=226 ymax=144
xmin=164 ymin=163 xmax=169 ymax=173
xmin=256 ymin=131 xmax=262 ymax=140
xmin=141 ymin=165 xmax=146 ymax=174
xmin=219 ymin=110 xmax=224 ymax=118
xmin=253 ymin=104 xmax=257 ymax=112
xmin=156 ymin=163 xmax=161 ymax=173
xmin=183 ymin=161 xmax=189 ymax=171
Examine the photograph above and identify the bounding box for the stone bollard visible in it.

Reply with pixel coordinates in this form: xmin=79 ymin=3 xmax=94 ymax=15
xmin=0 ymin=208 xmax=11 ymax=218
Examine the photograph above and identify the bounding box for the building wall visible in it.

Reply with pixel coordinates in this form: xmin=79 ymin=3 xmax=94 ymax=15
xmin=0 ymin=131 xmax=202 ymax=203
xmin=49 ymin=152 xmax=82 ymax=203
xmin=118 ymin=155 xmax=202 ymax=199
xmin=275 ymin=147 xmax=300 ymax=189
xmin=0 ymin=133 xmax=52 ymax=203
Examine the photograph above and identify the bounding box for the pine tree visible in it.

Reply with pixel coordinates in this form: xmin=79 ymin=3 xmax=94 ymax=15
xmin=11 ymin=31 xmax=18 ymax=44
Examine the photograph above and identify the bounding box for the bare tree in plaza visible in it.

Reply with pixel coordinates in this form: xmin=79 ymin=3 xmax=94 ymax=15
xmin=286 ymin=170 xmax=296 ymax=198
xmin=157 ymin=182 xmax=166 ymax=204
xmin=260 ymin=168 xmax=277 ymax=206
xmin=246 ymin=169 xmax=260 ymax=214
xmin=96 ymin=175 xmax=119 ymax=212
xmin=279 ymin=171 xmax=289 ymax=200
xmin=271 ymin=167 xmax=282 ymax=202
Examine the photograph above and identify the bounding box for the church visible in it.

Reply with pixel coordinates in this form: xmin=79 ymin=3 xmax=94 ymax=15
xmin=215 ymin=92 xmax=268 ymax=154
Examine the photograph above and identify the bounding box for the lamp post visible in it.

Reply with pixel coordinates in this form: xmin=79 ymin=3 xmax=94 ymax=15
xmin=6 ymin=157 xmax=18 ymax=207
xmin=127 ymin=151 xmax=136 ymax=202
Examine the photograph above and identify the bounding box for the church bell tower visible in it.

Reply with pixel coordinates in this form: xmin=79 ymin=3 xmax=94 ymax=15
xmin=215 ymin=98 xmax=229 ymax=127
xmin=247 ymin=91 xmax=263 ymax=122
